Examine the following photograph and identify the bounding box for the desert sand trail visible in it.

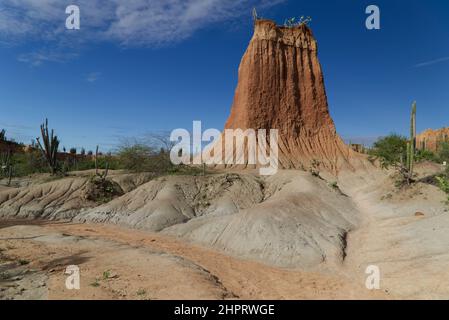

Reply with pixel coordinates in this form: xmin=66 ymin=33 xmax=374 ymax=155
xmin=0 ymin=219 xmax=385 ymax=300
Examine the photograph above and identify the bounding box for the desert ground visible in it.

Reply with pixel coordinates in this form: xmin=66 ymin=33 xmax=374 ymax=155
xmin=1 ymin=162 xmax=448 ymax=300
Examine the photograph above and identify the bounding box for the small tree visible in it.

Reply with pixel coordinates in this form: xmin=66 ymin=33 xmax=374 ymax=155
xmin=369 ymin=134 xmax=408 ymax=169
xmin=116 ymin=143 xmax=153 ymax=172
xmin=36 ymin=119 xmax=60 ymax=175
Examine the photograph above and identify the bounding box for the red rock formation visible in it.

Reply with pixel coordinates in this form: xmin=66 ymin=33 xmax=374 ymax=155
xmin=416 ymin=127 xmax=449 ymax=152
xmin=221 ymin=19 xmax=360 ymax=173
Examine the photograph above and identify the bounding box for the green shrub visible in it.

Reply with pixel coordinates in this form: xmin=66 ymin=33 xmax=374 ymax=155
xmin=116 ymin=144 xmax=153 ymax=172
xmin=76 ymin=156 xmax=119 ymax=172
xmin=328 ymin=181 xmax=338 ymax=189
xmin=11 ymin=151 xmax=48 ymax=176
xmin=90 ymin=279 xmax=100 ymax=287
xmin=368 ymin=134 xmax=408 ymax=169
xmin=116 ymin=144 xmax=174 ymax=173
xmin=83 ymin=176 xmax=123 ymax=204
xmin=166 ymin=164 xmax=203 ymax=176
xmin=18 ymin=259 xmax=30 ymax=265
xmin=436 ymin=176 xmax=449 ymax=194
xmin=415 ymin=149 xmax=437 ymax=163
xmin=437 ymin=142 xmax=449 ymax=163
xmin=102 ymin=270 xmax=111 ymax=280
xmin=435 ymin=173 xmax=449 ymax=203
xmin=136 ymin=289 xmax=146 ymax=296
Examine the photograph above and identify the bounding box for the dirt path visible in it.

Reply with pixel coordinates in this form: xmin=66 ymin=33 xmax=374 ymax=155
xmin=339 ymin=165 xmax=449 ymax=299
xmin=0 ymin=220 xmax=386 ymax=300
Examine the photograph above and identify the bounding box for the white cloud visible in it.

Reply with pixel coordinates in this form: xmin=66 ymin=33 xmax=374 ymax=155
xmin=414 ymin=56 xmax=449 ymax=68
xmin=86 ymin=72 xmax=101 ymax=83
xmin=105 ymin=0 xmax=282 ymax=46
xmin=17 ymin=49 xmax=78 ymax=66
xmin=0 ymin=0 xmax=285 ymax=64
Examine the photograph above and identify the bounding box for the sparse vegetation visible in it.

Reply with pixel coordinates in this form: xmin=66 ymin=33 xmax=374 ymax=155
xmin=11 ymin=150 xmax=50 ymax=176
xmin=102 ymin=270 xmax=111 ymax=280
xmin=435 ymin=166 xmax=449 ymax=202
xmin=436 ymin=176 xmax=449 ymax=194
xmin=136 ymin=288 xmax=146 ymax=296
xmin=369 ymin=102 xmax=419 ymax=186
xmin=1 ymin=150 xmax=13 ymax=186
xmin=369 ymin=134 xmax=408 ymax=169
xmin=18 ymin=259 xmax=29 ymax=265
xmin=252 ymin=7 xmax=258 ymax=22
xmin=116 ymin=143 xmax=154 ymax=172
xmin=437 ymin=141 xmax=449 ymax=163
xmin=328 ymin=181 xmax=338 ymax=189
xmin=90 ymin=278 xmax=100 ymax=287
xmin=83 ymin=175 xmax=123 ymax=204
xmin=309 ymin=159 xmax=320 ymax=177
xmin=1 ymin=119 xmax=208 ymax=181
xmin=115 ymin=138 xmax=177 ymax=175
xmin=284 ymin=16 xmax=312 ymax=27
xmin=415 ymin=149 xmax=437 ymax=162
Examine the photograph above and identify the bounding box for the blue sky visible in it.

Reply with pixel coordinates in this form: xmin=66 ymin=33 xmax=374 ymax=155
xmin=0 ymin=0 xmax=448 ymax=151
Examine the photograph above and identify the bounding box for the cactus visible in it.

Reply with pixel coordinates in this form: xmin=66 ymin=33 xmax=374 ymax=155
xmin=1 ymin=150 xmax=13 ymax=185
xmin=36 ymin=119 xmax=60 ymax=175
xmin=406 ymin=102 xmax=417 ymax=180
xmin=252 ymin=7 xmax=258 ymax=22
xmin=95 ymin=145 xmax=109 ymax=181
xmin=95 ymin=145 xmax=100 ymax=176
xmin=7 ymin=165 xmax=12 ymax=186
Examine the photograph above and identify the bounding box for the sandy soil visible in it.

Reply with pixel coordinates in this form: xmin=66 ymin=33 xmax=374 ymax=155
xmin=1 ymin=164 xmax=448 ymax=300
xmin=0 ymin=220 xmax=385 ymax=300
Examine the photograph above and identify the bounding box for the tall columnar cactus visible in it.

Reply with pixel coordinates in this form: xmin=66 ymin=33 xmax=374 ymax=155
xmin=406 ymin=102 xmax=417 ymax=178
xmin=95 ymin=145 xmax=109 ymax=180
xmin=36 ymin=119 xmax=60 ymax=175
